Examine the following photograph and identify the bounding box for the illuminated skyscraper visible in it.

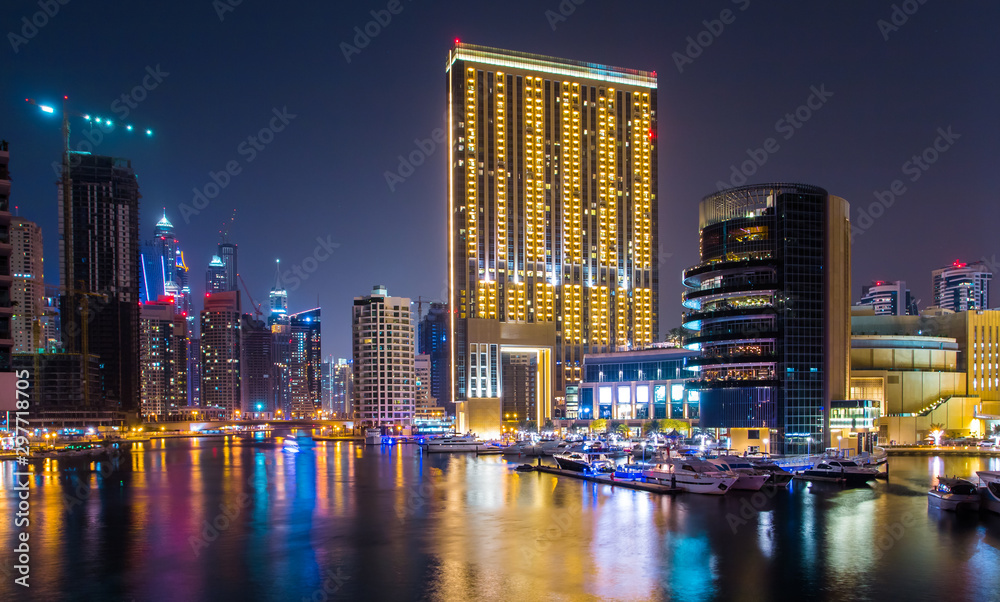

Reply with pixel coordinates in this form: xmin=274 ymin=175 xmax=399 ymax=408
xmin=289 ymin=307 xmax=321 ymax=418
xmin=681 ymin=184 xmax=851 ymax=455
xmin=11 ymin=217 xmax=44 ymax=354
xmin=205 ymin=255 xmax=227 ymax=293
xmin=139 ymin=299 xmax=187 ymax=418
xmin=446 ymin=43 xmax=658 ymax=437
xmin=218 ymin=241 xmax=238 ymax=293
xmin=353 ymin=286 xmax=415 ymax=428
xmin=857 ymin=280 xmax=917 ymax=316
xmin=200 ymin=291 xmax=241 ymax=418
xmin=0 ymin=142 xmax=14 ymax=395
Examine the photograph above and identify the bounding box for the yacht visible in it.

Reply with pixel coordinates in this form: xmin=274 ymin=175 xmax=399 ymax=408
xmin=976 ymin=471 xmax=1000 ymax=514
xmin=424 ymin=436 xmax=487 ymax=453
xmin=708 ymin=456 xmax=771 ymax=490
xmin=364 ymin=428 xmax=382 ymax=445
xmin=642 ymin=459 xmax=739 ymax=495
xmin=553 ymin=451 xmax=613 ymax=473
xmin=800 ymin=460 xmax=880 ymax=485
xmin=928 ymin=477 xmax=980 ymax=512
xmin=749 ymin=459 xmax=795 ymax=486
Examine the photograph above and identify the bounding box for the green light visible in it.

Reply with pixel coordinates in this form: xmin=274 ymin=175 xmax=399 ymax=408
xmin=106 ymin=119 xmax=113 ymax=125
xmin=84 ymin=115 xmax=91 ymax=120
xmin=146 ymin=129 xmax=153 ymax=136
xmin=126 ymin=125 xmax=133 ymax=131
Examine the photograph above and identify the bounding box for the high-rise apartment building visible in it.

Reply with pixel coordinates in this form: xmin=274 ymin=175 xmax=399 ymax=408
xmin=681 ymin=184 xmax=851 ymax=455
xmin=857 ymin=280 xmax=917 ymax=316
xmin=139 ymin=299 xmax=187 ymax=418
xmin=353 ymin=286 xmax=415 ymax=427
xmin=0 ymin=141 xmax=14 ymax=399
xmin=446 ymin=43 xmax=658 ymax=438
xmin=60 ymin=152 xmax=141 ymax=413
xmin=200 ymin=291 xmax=241 ymax=418
xmin=241 ymin=314 xmax=272 ymax=414
xmin=418 ymin=302 xmax=450 ymax=414
xmin=332 ymin=358 xmax=353 ymax=417
xmin=289 ymin=307 xmax=321 ymax=418
xmin=11 ymin=217 xmax=43 ymax=353
xmin=206 ymin=255 xmax=227 ymax=294
xmin=932 ymin=261 xmax=991 ymax=313
xmin=218 ymin=242 xmax=238 ymax=293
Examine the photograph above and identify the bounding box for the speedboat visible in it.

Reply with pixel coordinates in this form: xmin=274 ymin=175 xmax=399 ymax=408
xmin=424 ymin=436 xmax=487 ymax=453
xmin=282 ymin=438 xmax=300 ymax=453
xmin=749 ymin=459 xmax=795 ymax=487
xmin=928 ymin=477 xmax=980 ymax=512
xmin=642 ymin=458 xmax=738 ymax=495
xmin=799 ymin=460 xmax=880 ymax=485
xmin=976 ymin=471 xmax=1000 ymax=514
xmin=708 ymin=456 xmax=771 ymax=490
xmin=553 ymin=451 xmax=613 ymax=473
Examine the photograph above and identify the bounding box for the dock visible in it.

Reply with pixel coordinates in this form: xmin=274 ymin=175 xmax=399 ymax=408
xmin=530 ymin=464 xmax=680 ymax=494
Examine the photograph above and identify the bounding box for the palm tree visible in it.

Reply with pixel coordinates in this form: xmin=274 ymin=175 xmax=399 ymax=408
xmin=643 ymin=420 xmax=660 ymax=436
xmin=929 ymin=422 xmax=945 ymax=446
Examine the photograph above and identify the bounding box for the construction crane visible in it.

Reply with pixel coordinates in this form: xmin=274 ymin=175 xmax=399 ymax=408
xmin=239 ymin=273 xmax=263 ymax=319
xmin=414 ymin=296 xmax=441 ymax=323
xmin=220 ymin=209 xmax=237 ymax=243
xmin=25 ymin=96 xmax=153 ymax=354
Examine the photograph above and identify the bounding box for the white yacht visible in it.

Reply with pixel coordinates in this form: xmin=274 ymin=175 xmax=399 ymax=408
xmin=928 ymin=477 xmax=980 ymax=512
xmin=642 ymin=458 xmax=738 ymax=495
xmin=424 ymin=436 xmax=487 ymax=453
xmin=976 ymin=471 xmax=1000 ymax=514
xmin=708 ymin=456 xmax=771 ymax=490
xmin=364 ymin=428 xmax=383 ymax=445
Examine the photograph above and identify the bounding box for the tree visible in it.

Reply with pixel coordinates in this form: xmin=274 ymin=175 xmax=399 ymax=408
xmin=591 ymin=419 xmax=607 ymax=434
xmin=992 ymin=424 xmax=1000 ymax=437
xmin=929 ymin=422 xmax=945 ymax=446
xmin=543 ymin=419 xmax=554 ymax=430
xmin=616 ymin=423 xmax=631 ymax=438
xmin=643 ymin=420 xmax=660 ymax=436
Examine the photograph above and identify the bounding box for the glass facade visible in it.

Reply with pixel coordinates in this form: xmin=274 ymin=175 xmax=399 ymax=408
xmin=682 ymin=184 xmax=848 ymax=454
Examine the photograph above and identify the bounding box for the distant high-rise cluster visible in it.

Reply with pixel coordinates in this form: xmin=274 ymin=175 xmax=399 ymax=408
xmin=10 ymin=216 xmax=43 ymax=354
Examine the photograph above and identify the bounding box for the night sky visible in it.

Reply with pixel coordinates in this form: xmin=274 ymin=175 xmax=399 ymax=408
xmin=2 ymin=0 xmax=998 ymax=359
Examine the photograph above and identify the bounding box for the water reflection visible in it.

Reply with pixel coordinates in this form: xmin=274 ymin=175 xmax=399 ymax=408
xmin=1 ymin=439 xmax=999 ymax=600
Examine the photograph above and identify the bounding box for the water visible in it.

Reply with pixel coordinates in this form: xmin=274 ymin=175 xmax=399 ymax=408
xmin=2 ymin=433 xmax=999 ymax=601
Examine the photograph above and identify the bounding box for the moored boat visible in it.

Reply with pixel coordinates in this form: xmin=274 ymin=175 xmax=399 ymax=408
xmin=799 ymin=460 xmax=880 ymax=485
xmin=364 ymin=428 xmax=382 ymax=445
xmin=553 ymin=451 xmax=613 ymax=473
xmin=976 ymin=471 xmax=1000 ymax=514
xmin=424 ymin=436 xmax=488 ymax=453
xmin=708 ymin=456 xmax=771 ymax=490
xmin=642 ymin=459 xmax=738 ymax=495
xmin=928 ymin=477 xmax=980 ymax=512
xmin=749 ymin=459 xmax=795 ymax=486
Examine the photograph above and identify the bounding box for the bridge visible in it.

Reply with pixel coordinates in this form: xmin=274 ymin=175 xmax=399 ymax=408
xmin=142 ymin=419 xmax=356 ymax=432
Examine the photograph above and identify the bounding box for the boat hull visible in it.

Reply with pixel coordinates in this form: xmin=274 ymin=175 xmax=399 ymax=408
xmin=730 ymin=473 xmax=770 ymax=491
xmin=800 ymin=469 xmax=878 ymax=485
xmin=554 ymin=456 xmax=591 ymax=472
xmin=642 ymin=469 xmax=737 ymax=495
xmin=928 ymin=492 xmax=980 ymax=512
xmin=425 ymin=443 xmax=484 ymax=453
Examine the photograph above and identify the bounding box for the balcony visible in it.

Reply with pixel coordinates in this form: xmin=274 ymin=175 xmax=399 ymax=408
xmin=682 ymin=255 xmax=775 ymax=287
xmin=685 ymin=353 xmax=777 ymax=368
xmin=686 ymin=377 xmax=779 ymax=390
xmin=681 ymin=305 xmax=776 ymax=329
